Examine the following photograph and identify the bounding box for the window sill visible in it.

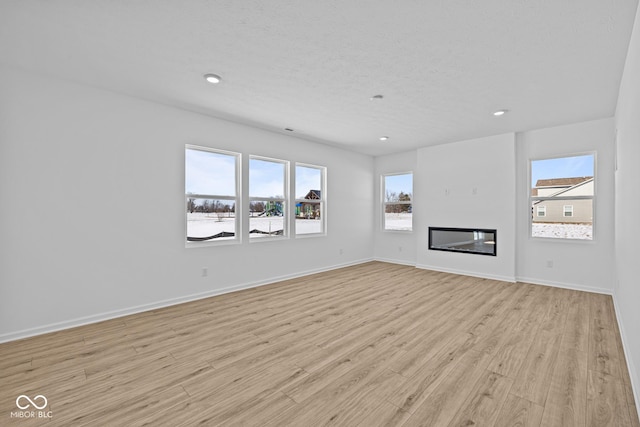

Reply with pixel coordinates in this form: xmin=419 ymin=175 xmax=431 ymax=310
xmin=529 ymin=236 xmax=595 ymax=244
xmin=249 ymin=235 xmax=289 ymax=243
xmin=295 ymin=232 xmax=327 ymax=239
xmin=185 ymin=239 xmax=241 ymax=249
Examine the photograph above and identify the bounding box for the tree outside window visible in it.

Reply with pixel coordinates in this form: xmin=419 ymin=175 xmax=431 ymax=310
xmin=383 ymin=173 xmax=413 ymax=231
xmin=249 ymin=157 xmax=288 ymax=239
xmin=185 ymin=146 xmax=240 ymax=243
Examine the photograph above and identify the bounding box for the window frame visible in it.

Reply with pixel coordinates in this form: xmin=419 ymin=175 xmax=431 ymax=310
xmin=563 ymin=205 xmax=574 ymax=217
xmin=536 ymin=205 xmax=546 ymax=217
xmin=382 ymin=171 xmax=413 ymax=232
xmin=249 ymin=155 xmax=290 ymax=241
xmin=529 ymin=152 xmax=596 ymax=241
xmin=294 ymin=162 xmax=327 ymax=237
xmin=185 ymin=145 xmax=241 ymax=247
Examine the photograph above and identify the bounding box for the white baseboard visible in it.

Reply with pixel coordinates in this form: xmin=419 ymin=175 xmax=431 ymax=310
xmin=416 ymin=263 xmax=516 ymax=283
xmin=373 ymin=257 xmax=416 ymax=267
xmin=611 ymin=294 xmax=640 ymax=414
xmin=0 ymin=257 xmax=374 ymax=344
xmin=515 ymin=276 xmax=612 ymax=295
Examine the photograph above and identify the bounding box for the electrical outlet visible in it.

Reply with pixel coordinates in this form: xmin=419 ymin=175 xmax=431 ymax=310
xmin=398 ymin=246 xmax=403 ymax=252
xmin=202 ymin=267 xmax=208 ymax=277
xmin=546 ymin=260 xmax=554 ymax=268
xmin=339 ymin=248 xmax=343 ymax=255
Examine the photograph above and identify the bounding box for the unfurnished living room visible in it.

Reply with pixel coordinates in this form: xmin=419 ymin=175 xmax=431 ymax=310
xmin=1 ymin=1 xmax=640 ymax=426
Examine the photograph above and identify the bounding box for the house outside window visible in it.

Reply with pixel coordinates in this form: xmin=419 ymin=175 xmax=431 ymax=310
xmin=530 ymin=153 xmax=594 ymax=240
xmin=295 ymin=164 xmax=326 ymax=235
xmin=383 ymin=172 xmax=413 ymax=231
xmin=185 ymin=145 xmax=240 ymax=245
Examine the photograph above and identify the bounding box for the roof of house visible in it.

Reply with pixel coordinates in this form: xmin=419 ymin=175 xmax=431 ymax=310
xmin=532 ymin=176 xmax=593 ymax=195
xmin=535 ymin=176 xmax=593 ymax=188
xmin=303 ymin=190 xmax=321 ymax=200
xmin=532 ymin=176 xmax=594 ymax=200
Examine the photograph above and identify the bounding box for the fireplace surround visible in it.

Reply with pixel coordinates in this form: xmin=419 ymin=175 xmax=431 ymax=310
xmin=428 ymin=227 xmax=497 ymax=256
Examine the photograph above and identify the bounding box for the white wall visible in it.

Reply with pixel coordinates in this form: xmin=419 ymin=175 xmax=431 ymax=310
xmin=415 ymin=134 xmax=517 ymax=282
xmin=0 ymin=65 xmax=374 ymax=342
xmin=374 ymin=123 xmax=616 ymax=291
xmin=515 ymin=118 xmax=616 ymax=294
xmin=615 ymin=1 xmax=640 ymax=409
xmin=373 ymin=150 xmax=418 ymax=265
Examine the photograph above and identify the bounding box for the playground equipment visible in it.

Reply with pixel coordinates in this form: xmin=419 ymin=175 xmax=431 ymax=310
xmin=257 ymin=201 xmax=283 ymax=216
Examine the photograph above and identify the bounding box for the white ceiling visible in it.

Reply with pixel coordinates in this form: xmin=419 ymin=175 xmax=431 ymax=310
xmin=1 ymin=1 xmax=637 ymax=156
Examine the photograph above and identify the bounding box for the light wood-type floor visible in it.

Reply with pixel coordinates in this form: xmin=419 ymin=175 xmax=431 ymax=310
xmin=1 ymin=262 xmax=638 ymax=426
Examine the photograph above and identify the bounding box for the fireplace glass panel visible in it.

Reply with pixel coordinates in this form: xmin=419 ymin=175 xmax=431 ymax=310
xmin=428 ymin=227 xmax=497 ymax=256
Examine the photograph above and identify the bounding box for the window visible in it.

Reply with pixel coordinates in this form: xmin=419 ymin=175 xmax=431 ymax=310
xmin=530 ymin=154 xmax=594 ymax=240
xmin=383 ymin=172 xmax=413 ymax=231
xmin=249 ymin=156 xmax=288 ymax=239
xmin=563 ymin=205 xmax=574 ymax=217
xmin=295 ymin=164 xmax=326 ymax=235
xmin=185 ymin=146 xmax=240 ymax=244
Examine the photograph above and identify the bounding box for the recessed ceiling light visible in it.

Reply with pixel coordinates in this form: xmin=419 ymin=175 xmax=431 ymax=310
xmin=370 ymin=95 xmax=384 ymax=101
xmin=204 ymin=73 xmax=222 ymax=84
xmin=379 ymin=136 xmax=389 ymax=141
xmin=493 ymin=109 xmax=508 ymax=116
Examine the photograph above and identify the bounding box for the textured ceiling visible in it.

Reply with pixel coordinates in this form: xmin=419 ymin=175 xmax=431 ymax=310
xmin=1 ymin=0 xmax=638 ymax=156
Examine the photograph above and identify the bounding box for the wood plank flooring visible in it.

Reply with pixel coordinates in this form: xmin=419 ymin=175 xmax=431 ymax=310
xmin=0 ymin=261 xmax=638 ymax=426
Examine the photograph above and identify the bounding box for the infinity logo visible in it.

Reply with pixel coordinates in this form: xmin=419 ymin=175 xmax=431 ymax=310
xmin=16 ymin=395 xmax=48 ymax=410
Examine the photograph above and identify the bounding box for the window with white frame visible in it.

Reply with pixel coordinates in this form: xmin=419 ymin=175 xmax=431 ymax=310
xmin=563 ymin=205 xmax=574 ymax=217
xmin=249 ymin=156 xmax=288 ymax=239
xmin=185 ymin=145 xmax=240 ymax=244
xmin=530 ymin=153 xmax=594 ymax=240
xmin=295 ymin=164 xmax=326 ymax=235
xmin=383 ymin=173 xmax=413 ymax=231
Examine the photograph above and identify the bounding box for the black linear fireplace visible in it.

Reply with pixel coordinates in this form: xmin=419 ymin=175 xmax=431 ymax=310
xmin=428 ymin=227 xmax=497 ymax=256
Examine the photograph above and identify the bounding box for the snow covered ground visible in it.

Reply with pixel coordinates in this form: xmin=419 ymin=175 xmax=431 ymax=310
xmin=294 ymin=219 xmax=323 ymax=235
xmin=187 ymin=213 xmax=236 ymax=240
xmin=188 ymin=213 xmax=589 ymax=241
xmin=187 ymin=213 xmax=322 ymax=240
xmin=384 ymin=213 xmax=412 ymax=231
xmin=532 ymin=223 xmax=592 ymax=240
